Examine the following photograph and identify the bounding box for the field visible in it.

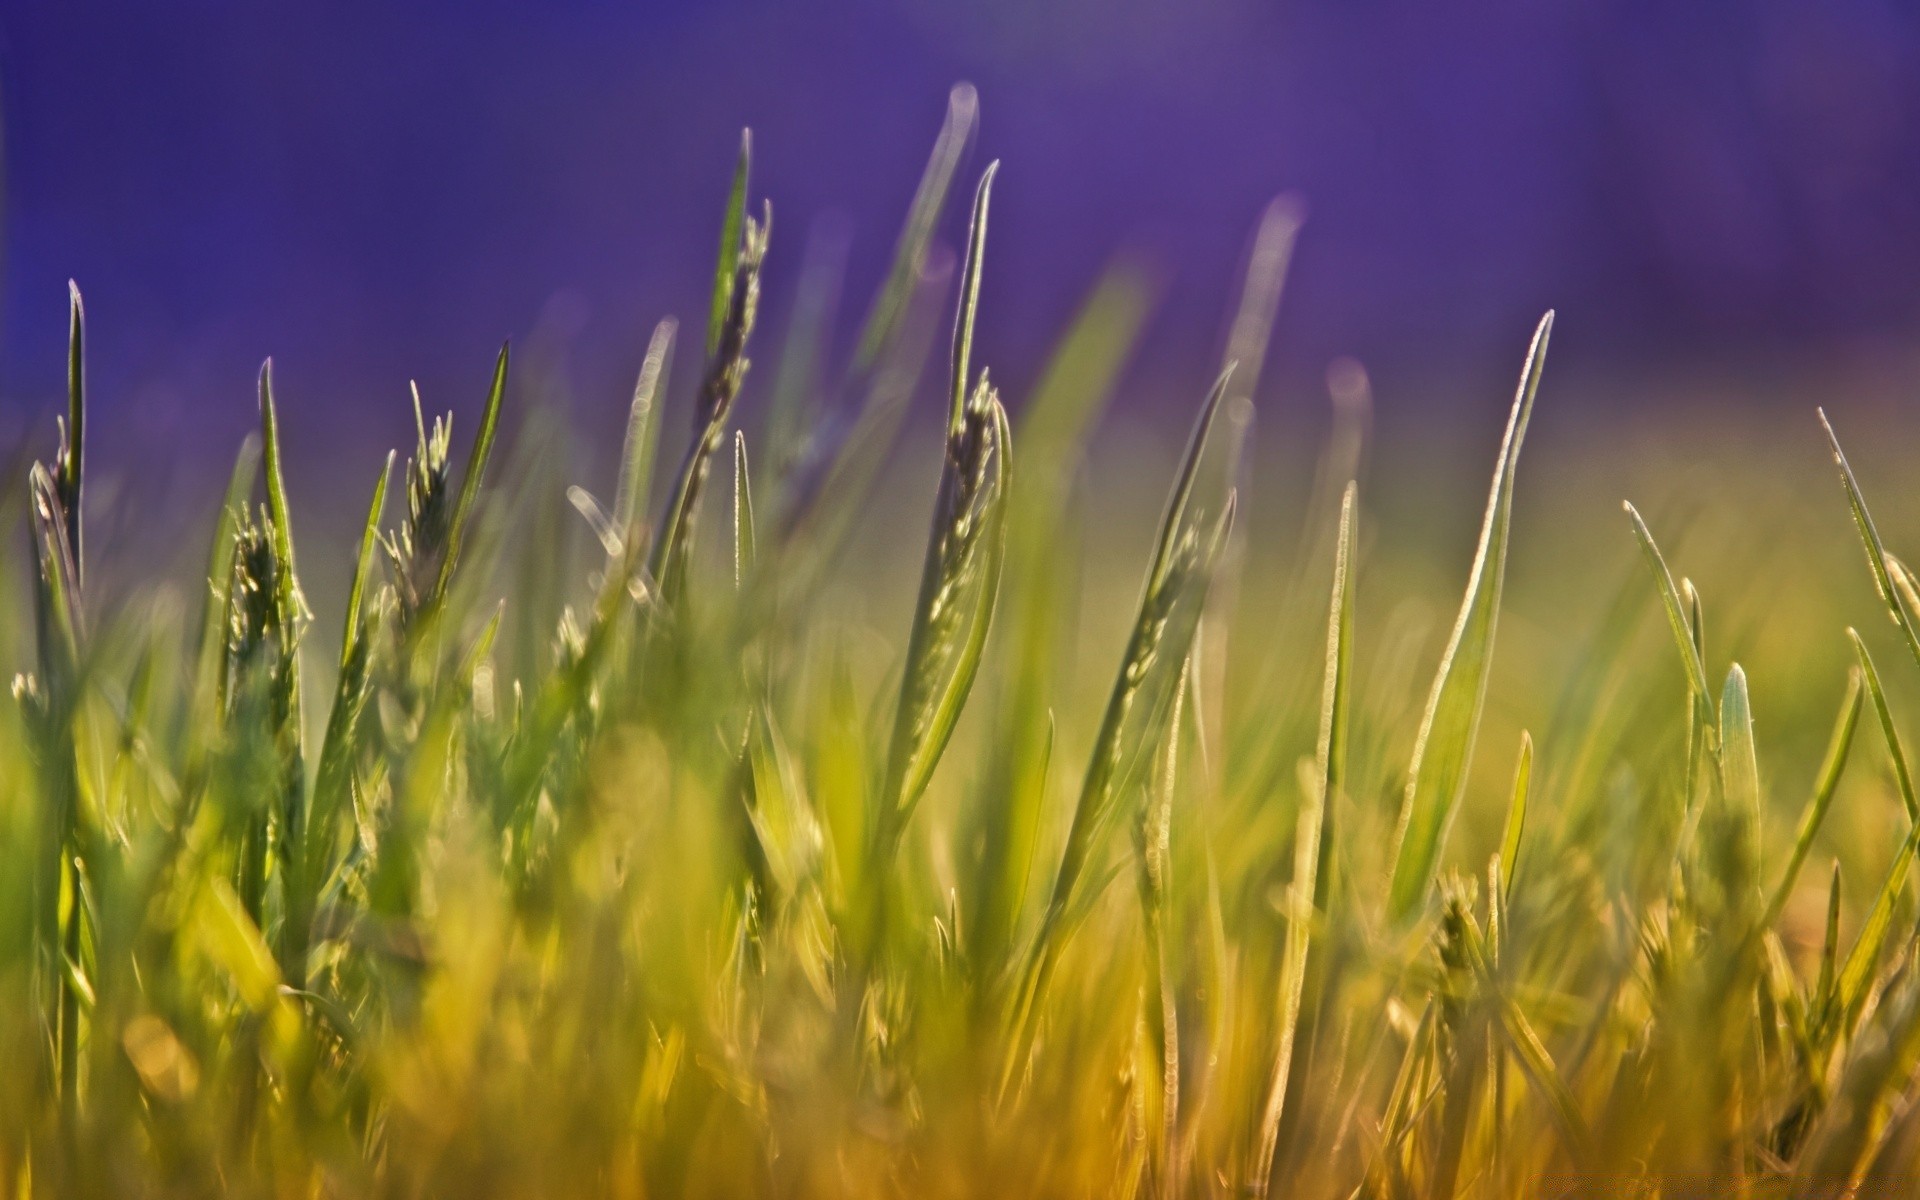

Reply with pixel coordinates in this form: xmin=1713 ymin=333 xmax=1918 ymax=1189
xmin=7 ymin=93 xmax=1920 ymax=1198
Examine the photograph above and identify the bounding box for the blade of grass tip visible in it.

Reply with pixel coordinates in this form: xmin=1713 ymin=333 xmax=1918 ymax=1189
xmin=1386 ymin=311 xmax=1553 ymax=925
xmin=1820 ymin=408 xmax=1920 ymax=671
xmin=341 ymin=453 xmax=395 ymax=672
xmin=1720 ymin=664 xmax=1763 ymax=879
xmin=61 ymin=280 xmax=85 ymax=585
xmin=1815 ymin=860 xmax=1842 ymax=1025
xmin=431 ymin=342 xmax=509 ymax=609
xmin=1499 ymin=731 xmax=1532 ymax=906
xmin=1847 ymin=629 xmax=1919 ymax=821
xmin=733 ymin=431 xmax=755 ymax=590
xmin=614 ymin=317 xmax=677 ymax=540
xmin=194 ymin=436 xmax=262 ymax=715
xmin=1221 ymin=194 xmax=1305 ymax=405
xmin=1252 ymin=479 xmax=1355 ymax=1198
xmin=852 ymin=82 xmax=976 ymax=376
xmin=258 ymin=360 xmax=306 ymax=726
xmin=1623 ymin=502 xmax=1712 ymax=705
xmin=948 ymin=162 xmax=998 ymax=435
xmin=708 ymin=130 xmax=751 ymax=359
xmin=1765 ymin=670 xmax=1862 ymax=928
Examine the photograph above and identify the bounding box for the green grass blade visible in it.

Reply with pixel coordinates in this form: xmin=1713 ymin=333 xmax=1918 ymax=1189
xmin=947 ymin=162 xmax=999 ymax=435
xmin=1623 ymin=502 xmax=1712 ymax=704
xmin=708 ymin=130 xmax=751 ymax=358
xmin=1499 ymin=730 xmax=1532 ymax=905
xmin=1834 ymin=817 xmax=1920 ymax=1027
xmin=733 ymin=431 xmax=756 ymax=590
xmin=1848 ymin=628 xmax=1919 ymax=820
xmin=1820 ymin=408 xmax=1920 ymax=671
xmin=341 ymin=453 xmax=395 ymax=672
xmin=853 ymin=82 xmax=977 ymax=376
xmin=614 ymin=317 xmax=677 ymax=539
xmin=1253 ymin=479 xmax=1355 ymax=1196
xmin=431 ymin=342 xmax=510 ymax=609
xmin=1765 ymin=670 xmax=1862 ymax=928
xmin=62 ymin=280 xmax=85 ymax=585
xmin=258 ymin=360 xmax=305 ymax=633
xmin=1718 ymin=664 xmax=1764 ymax=902
xmin=1386 ymin=311 xmax=1553 ymax=924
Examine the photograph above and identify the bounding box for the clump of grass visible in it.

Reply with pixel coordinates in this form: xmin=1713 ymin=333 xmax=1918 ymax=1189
xmin=8 ymin=92 xmax=1920 ymax=1200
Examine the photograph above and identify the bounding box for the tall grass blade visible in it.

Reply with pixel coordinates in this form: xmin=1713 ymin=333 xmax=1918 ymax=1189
xmin=614 ymin=317 xmax=677 ymax=541
xmin=1820 ymin=409 xmax=1920 ymax=671
xmin=853 ymin=83 xmax=977 ymax=376
xmin=708 ymin=130 xmax=751 ymax=358
xmin=1847 ymin=628 xmax=1918 ymax=820
xmin=431 ymin=342 xmax=510 ymax=611
xmin=1499 ymin=731 xmax=1532 ymax=904
xmin=1764 ymin=670 xmax=1862 ymax=927
xmin=1623 ymin=502 xmax=1712 ymax=705
xmin=1386 ymin=311 xmax=1553 ymax=924
xmin=1252 ymin=479 xmax=1355 ymax=1196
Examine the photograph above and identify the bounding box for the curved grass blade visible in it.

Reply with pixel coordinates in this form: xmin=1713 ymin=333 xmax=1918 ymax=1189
xmin=733 ymin=430 xmax=756 ymax=589
xmin=1848 ymin=628 xmax=1918 ymax=821
xmin=1499 ymin=731 xmax=1533 ymax=905
xmin=1623 ymin=502 xmax=1712 ymax=705
xmin=947 ymin=162 xmax=998 ymax=435
xmin=1387 ymin=311 xmax=1553 ymax=924
xmin=257 ymin=360 xmax=306 ymax=727
xmin=614 ymin=317 xmax=677 ymax=541
xmin=1833 ymin=817 xmax=1920 ymax=1031
xmin=707 ymin=130 xmax=751 ymax=358
xmin=1005 ymin=373 xmax=1240 ymax=1094
xmin=1820 ymin=409 xmax=1920 ymax=671
xmin=852 ymin=82 xmax=976 ymax=377
xmin=430 ymin=342 xmax=510 ymax=610
xmin=60 ymin=280 xmax=85 ymax=585
xmin=341 ymin=452 xmax=394 ymax=673
xmin=653 ymin=184 xmax=770 ymax=605
xmin=1252 ymin=480 xmax=1356 ymax=1197
xmin=1764 ymin=670 xmax=1863 ymax=928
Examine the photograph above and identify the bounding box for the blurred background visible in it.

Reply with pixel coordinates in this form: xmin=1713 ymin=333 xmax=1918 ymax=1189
xmin=5 ymin=1 xmax=1920 ymax=452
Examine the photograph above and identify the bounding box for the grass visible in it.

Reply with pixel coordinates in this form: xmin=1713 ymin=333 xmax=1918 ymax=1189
xmin=6 ymin=91 xmax=1920 ymax=1197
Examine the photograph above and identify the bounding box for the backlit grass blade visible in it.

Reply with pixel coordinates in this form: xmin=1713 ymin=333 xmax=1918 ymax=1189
xmin=1719 ymin=664 xmax=1762 ymax=878
xmin=733 ymin=431 xmax=756 ymax=589
xmin=341 ymin=453 xmax=395 ymax=673
xmin=708 ymin=130 xmax=751 ymax=358
xmin=1499 ymin=731 xmax=1532 ymax=904
xmin=1820 ymin=408 xmax=1920 ymax=671
xmin=1764 ymin=670 xmax=1862 ymax=928
xmin=1833 ymin=817 xmax=1920 ymax=1029
xmin=614 ymin=317 xmax=677 ymax=540
xmin=1847 ymin=629 xmax=1918 ymax=820
xmin=1252 ymin=479 xmax=1355 ymax=1197
xmin=653 ymin=169 xmax=770 ymax=605
xmin=60 ymin=280 xmax=85 ymax=585
xmin=431 ymin=342 xmax=510 ymax=610
xmin=1386 ymin=311 xmax=1553 ymax=924
xmin=192 ymin=436 xmax=261 ymax=725
xmin=1623 ymin=502 xmax=1712 ymax=705
xmin=1006 ymin=374 xmax=1239 ymax=1091
xmin=947 ymin=162 xmax=998 ymax=434
xmin=257 ymin=360 xmax=306 ymax=726
xmin=852 ymin=82 xmax=977 ymax=376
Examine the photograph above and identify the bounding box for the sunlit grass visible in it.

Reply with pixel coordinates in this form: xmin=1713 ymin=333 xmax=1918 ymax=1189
xmin=6 ymin=88 xmax=1920 ymax=1197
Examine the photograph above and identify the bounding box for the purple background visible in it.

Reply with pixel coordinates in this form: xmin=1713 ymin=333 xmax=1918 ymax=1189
xmin=4 ymin=0 xmax=1920 ymax=458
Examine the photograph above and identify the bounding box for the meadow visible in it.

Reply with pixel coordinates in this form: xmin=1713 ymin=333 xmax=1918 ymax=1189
xmin=7 ymin=88 xmax=1920 ymax=1197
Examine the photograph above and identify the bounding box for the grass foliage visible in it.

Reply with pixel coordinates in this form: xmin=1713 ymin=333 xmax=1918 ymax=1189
xmin=8 ymin=93 xmax=1920 ymax=1197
